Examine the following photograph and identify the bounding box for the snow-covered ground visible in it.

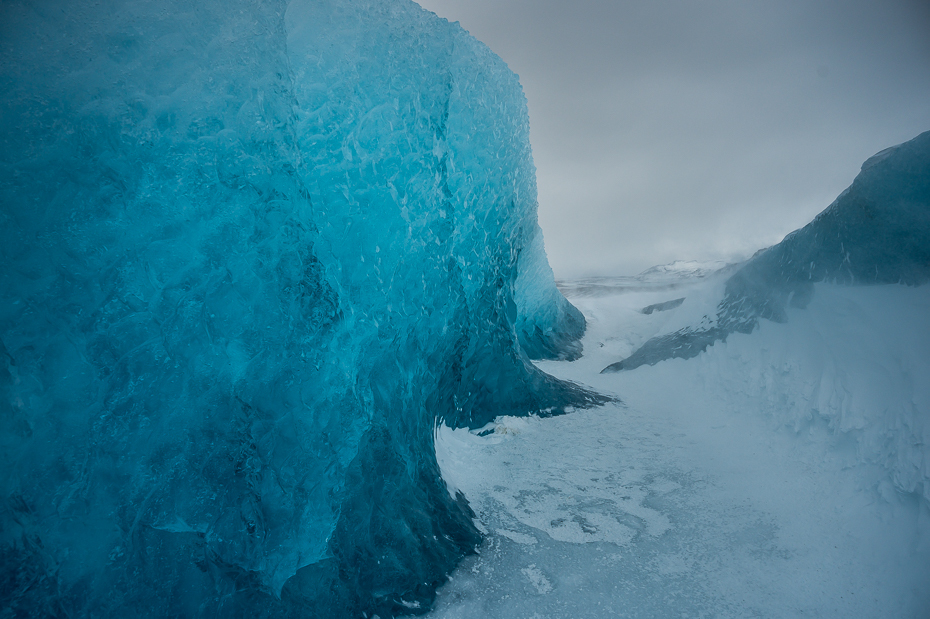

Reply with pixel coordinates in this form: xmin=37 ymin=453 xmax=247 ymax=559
xmin=430 ymin=269 xmax=930 ymax=618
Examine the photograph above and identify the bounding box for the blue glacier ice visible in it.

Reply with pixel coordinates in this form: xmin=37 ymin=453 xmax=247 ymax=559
xmin=0 ymin=0 xmax=604 ymax=616
xmin=603 ymin=129 xmax=930 ymax=373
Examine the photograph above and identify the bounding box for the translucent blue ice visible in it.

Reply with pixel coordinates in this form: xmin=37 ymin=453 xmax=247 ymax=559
xmin=0 ymin=0 xmax=602 ymax=616
xmin=603 ymin=130 xmax=930 ymax=372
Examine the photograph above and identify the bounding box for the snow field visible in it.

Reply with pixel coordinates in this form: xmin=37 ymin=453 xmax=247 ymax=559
xmin=431 ymin=275 xmax=930 ymax=618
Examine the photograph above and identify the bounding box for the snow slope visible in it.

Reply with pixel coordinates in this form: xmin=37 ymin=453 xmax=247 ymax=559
xmin=604 ymin=131 xmax=930 ymax=373
xmin=432 ymin=274 xmax=930 ymax=618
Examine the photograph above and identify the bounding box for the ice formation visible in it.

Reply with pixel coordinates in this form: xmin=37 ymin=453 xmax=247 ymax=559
xmin=603 ymin=130 xmax=930 ymax=373
xmin=0 ymin=1 xmax=601 ymax=616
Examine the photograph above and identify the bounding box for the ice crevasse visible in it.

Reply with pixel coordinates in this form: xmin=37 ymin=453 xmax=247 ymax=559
xmin=0 ymin=0 xmax=603 ymax=616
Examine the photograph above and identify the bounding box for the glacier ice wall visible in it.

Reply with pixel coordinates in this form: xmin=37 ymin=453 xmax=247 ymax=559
xmin=603 ymin=129 xmax=930 ymax=373
xmin=0 ymin=0 xmax=602 ymax=616
xmin=515 ymin=229 xmax=586 ymax=360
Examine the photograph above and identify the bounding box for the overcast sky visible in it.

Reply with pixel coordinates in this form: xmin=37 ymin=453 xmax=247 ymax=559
xmin=415 ymin=0 xmax=930 ymax=278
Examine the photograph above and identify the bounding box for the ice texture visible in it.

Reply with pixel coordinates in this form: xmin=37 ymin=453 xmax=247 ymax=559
xmin=603 ymin=130 xmax=930 ymax=373
xmin=0 ymin=1 xmax=602 ymax=616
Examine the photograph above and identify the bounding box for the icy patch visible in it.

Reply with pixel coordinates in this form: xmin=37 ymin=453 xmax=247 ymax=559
xmin=636 ymin=259 xmax=734 ymax=280
xmin=521 ymin=565 xmax=553 ymax=594
xmin=437 ymin=418 xmax=671 ymax=547
xmin=496 ymin=529 xmax=537 ymax=545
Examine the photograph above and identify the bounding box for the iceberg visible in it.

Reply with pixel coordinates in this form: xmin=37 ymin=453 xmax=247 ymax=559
xmin=603 ymin=130 xmax=930 ymax=373
xmin=0 ymin=0 xmax=603 ymax=616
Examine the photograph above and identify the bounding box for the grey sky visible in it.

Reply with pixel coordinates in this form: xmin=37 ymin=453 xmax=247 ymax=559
xmin=414 ymin=0 xmax=930 ymax=277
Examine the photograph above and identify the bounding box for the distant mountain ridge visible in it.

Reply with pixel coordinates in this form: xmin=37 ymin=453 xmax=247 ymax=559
xmin=556 ymin=260 xmax=737 ymax=298
xmin=636 ymin=259 xmax=733 ymax=281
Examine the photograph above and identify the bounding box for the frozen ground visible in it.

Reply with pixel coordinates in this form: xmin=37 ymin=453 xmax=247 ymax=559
xmin=430 ymin=270 xmax=930 ymax=618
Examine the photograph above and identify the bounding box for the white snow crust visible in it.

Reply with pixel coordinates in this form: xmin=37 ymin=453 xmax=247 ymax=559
xmin=430 ymin=272 xmax=930 ymax=618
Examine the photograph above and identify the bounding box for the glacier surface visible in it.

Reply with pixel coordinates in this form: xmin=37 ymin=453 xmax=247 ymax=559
xmin=0 ymin=1 xmax=601 ymax=616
